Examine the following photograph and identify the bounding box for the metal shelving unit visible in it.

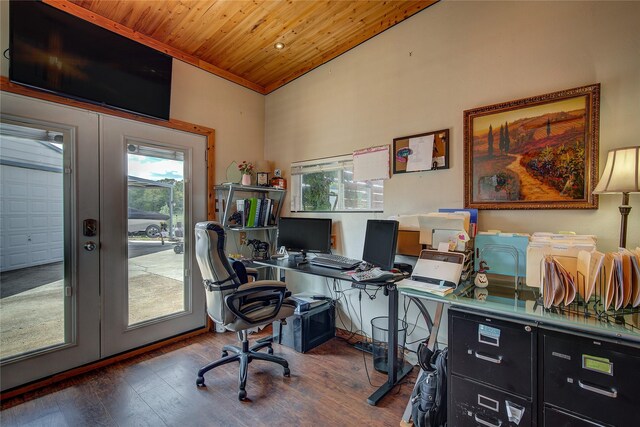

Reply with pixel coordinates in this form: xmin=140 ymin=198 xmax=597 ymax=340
xmin=214 ymin=184 xmax=286 ymax=258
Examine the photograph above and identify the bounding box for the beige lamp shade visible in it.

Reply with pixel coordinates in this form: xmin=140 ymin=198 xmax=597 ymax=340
xmin=593 ymin=146 xmax=640 ymax=194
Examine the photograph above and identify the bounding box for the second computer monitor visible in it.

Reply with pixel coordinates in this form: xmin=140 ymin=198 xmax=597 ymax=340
xmin=277 ymin=217 xmax=332 ymax=256
xmin=362 ymin=219 xmax=399 ymax=271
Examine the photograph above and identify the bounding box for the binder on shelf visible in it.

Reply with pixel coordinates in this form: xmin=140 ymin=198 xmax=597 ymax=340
xmin=254 ymin=198 xmax=263 ymax=227
xmin=262 ymin=199 xmax=272 ymax=226
xmin=247 ymin=198 xmax=258 ymax=227
xmin=244 ymin=199 xmax=251 ymax=226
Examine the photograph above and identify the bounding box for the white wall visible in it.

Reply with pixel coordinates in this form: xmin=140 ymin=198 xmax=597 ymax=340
xmin=170 ymin=61 xmax=265 ymax=185
xmin=265 ymin=0 xmax=640 ymax=344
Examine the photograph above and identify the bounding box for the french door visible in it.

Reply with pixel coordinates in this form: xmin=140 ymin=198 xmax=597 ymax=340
xmin=0 ymin=93 xmax=206 ymax=391
xmin=100 ymin=115 xmax=206 ymax=356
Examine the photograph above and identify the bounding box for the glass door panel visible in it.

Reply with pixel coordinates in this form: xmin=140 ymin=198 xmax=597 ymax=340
xmin=0 ymin=123 xmax=67 ymax=359
xmin=127 ymin=144 xmax=186 ymax=325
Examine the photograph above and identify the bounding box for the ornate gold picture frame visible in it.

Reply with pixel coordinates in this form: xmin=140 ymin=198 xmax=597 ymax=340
xmin=463 ymin=84 xmax=600 ymax=210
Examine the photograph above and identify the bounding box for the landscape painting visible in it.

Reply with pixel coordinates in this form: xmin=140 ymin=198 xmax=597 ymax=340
xmin=464 ymin=84 xmax=600 ymax=209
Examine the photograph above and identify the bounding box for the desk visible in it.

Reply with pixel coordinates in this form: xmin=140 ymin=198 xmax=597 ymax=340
xmin=398 ymin=282 xmax=640 ymax=424
xmin=254 ymin=258 xmax=414 ymax=405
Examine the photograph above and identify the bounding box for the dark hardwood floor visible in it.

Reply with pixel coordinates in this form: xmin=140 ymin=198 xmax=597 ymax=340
xmin=1 ymin=330 xmax=417 ymax=426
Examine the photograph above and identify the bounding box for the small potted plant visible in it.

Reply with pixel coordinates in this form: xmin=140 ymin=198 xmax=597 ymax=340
xmin=238 ymin=161 xmax=254 ymax=185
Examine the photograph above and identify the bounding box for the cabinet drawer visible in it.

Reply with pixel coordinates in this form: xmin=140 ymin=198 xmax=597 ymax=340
xmin=450 ymin=374 xmax=532 ymax=427
xmin=543 ymin=331 xmax=640 ymax=426
xmin=544 ymin=406 xmax=612 ymax=427
xmin=449 ymin=309 xmax=536 ymax=397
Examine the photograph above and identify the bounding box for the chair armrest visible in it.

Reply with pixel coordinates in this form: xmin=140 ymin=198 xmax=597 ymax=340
xmin=224 ymin=281 xmax=288 ymax=324
xmin=237 ymin=280 xmax=287 ymax=291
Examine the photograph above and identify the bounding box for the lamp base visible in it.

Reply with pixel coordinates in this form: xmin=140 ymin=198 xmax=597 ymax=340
xmin=618 ymin=192 xmax=630 ymax=248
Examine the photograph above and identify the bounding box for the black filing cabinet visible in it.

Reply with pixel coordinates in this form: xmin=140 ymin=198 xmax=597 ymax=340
xmin=449 ymin=308 xmax=537 ymax=426
xmin=447 ymin=307 xmax=640 ymax=427
xmin=541 ymin=329 xmax=640 ymax=426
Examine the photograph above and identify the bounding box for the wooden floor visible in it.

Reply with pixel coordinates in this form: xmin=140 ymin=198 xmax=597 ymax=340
xmin=1 ymin=331 xmax=417 ymax=426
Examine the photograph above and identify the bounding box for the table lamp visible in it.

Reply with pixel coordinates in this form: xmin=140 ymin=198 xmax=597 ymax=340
xmin=592 ymin=146 xmax=640 ymax=248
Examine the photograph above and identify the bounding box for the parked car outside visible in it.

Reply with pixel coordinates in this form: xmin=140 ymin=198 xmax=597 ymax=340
xmin=128 ymin=207 xmax=170 ymax=237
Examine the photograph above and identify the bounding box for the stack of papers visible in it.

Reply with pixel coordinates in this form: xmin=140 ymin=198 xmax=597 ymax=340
xmin=396 ymin=278 xmax=455 ymax=296
xmin=526 ymin=233 xmax=597 ymax=289
xmin=602 ymin=248 xmax=640 ymax=310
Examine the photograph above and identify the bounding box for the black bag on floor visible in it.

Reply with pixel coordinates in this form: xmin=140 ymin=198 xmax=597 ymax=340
xmin=411 ymin=346 xmax=448 ymax=427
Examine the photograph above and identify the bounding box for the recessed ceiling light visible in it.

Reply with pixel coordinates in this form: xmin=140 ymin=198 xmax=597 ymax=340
xmin=274 ymin=42 xmax=285 ymax=50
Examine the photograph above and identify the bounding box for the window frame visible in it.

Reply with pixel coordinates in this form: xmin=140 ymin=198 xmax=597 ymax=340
xmin=290 ymin=154 xmax=384 ymax=213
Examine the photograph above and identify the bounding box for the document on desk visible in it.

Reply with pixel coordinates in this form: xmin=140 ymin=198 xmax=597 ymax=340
xmin=396 ymin=278 xmax=455 ymax=296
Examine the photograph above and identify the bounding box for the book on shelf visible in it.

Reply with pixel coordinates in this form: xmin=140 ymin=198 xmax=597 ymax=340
xmin=247 ymin=198 xmax=258 ymax=227
xmin=269 ymin=199 xmax=280 ymax=225
xmin=262 ymin=198 xmax=272 ymax=227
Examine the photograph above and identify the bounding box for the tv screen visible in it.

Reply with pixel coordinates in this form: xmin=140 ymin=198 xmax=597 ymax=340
xmin=362 ymin=219 xmax=399 ymax=271
xmin=277 ymin=217 xmax=332 ymax=255
xmin=9 ymin=0 xmax=172 ymax=120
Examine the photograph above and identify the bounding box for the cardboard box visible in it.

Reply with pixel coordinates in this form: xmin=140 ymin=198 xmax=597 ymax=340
xmin=397 ymin=230 xmax=422 ymax=256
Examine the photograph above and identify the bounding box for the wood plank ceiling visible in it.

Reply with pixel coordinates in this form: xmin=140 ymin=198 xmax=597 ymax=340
xmin=45 ymin=0 xmax=438 ymax=94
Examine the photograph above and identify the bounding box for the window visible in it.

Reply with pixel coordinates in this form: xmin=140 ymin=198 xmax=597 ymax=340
xmin=290 ymin=155 xmax=384 ymax=212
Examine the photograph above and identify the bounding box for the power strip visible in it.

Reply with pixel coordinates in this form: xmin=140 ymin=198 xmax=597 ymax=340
xmin=351 ymin=282 xmax=367 ymax=290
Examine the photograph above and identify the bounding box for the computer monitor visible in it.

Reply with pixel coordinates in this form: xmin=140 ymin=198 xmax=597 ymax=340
xmin=277 ymin=217 xmax=332 ymax=260
xmin=362 ymin=219 xmax=399 ymax=271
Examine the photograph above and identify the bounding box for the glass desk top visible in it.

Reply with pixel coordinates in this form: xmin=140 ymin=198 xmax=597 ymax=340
xmin=400 ymin=280 xmax=640 ymax=345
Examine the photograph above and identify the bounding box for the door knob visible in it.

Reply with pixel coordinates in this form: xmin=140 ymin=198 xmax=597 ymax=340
xmin=84 ymin=241 xmax=97 ymax=251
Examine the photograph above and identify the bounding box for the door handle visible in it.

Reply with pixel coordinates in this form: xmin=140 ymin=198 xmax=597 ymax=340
xmin=578 ymin=380 xmax=617 ymax=398
xmin=84 ymin=241 xmax=97 ymax=251
xmin=474 ymin=413 xmax=502 ymax=427
xmin=474 ymin=350 xmax=503 ymax=364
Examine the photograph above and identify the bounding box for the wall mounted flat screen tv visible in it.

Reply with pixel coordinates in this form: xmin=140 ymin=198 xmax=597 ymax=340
xmin=9 ymin=0 xmax=172 ymax=120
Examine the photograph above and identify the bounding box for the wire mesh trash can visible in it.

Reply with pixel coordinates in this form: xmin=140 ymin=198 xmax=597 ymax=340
xmin=371 ymin=316 xmax=408 ymax=374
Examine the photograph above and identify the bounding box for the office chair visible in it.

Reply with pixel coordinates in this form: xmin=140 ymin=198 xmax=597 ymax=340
xmin=194 ymin=221 xmax=296 ymax=400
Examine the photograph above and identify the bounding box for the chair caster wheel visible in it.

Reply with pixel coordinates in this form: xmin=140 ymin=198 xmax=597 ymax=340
xmin=221 ymin=351 xmax=228 ymax=357
xmin=196 ymin=377 xmax=205 ymax=387
xmin=283 ymin=368 xmax=290 ymax=377
xmin=267 ymin=347 xmax=274 ymax=355
xmin=238 ymin=389 xmax=247 ymax=400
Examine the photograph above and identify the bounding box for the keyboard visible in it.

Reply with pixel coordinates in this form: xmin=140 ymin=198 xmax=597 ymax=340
xmin=310 ymin=254 xmax=361 ymax=270
xmin=351 ymin=268 xmax=395 ymax=282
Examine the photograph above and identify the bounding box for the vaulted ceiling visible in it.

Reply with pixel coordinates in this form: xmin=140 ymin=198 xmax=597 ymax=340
xmin=44 ymin=0 xmax=438 ymax=94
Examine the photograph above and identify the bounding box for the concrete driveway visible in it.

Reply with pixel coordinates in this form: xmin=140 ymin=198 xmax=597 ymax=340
xmin=0 ymin=240 xmax=186 ymax=359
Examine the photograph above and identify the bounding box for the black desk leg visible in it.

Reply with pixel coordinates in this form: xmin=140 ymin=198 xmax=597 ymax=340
xmin=367 ymin=285 xmax=413 ymax=405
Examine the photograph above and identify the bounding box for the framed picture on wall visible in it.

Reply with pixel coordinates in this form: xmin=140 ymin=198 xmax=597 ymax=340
xmin=393 ymin=129 xmax=449 ymax=174
xmin=463 ymin=84 xmax=600 ymax=209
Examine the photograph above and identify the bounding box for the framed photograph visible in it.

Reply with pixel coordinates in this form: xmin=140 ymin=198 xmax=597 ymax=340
xmin=393 ymin=129 xmax=449 ymax=174
xmin=463 ymin=84 xmax=600 ymax=209
xmin=256 ymin=172 xmax=269 ymax=186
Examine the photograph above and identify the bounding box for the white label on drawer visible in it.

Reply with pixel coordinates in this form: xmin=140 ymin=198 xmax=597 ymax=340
xmin=478 ymin=324 xmax=501 ymax=347
xmin=478 ymin=394 xmax=499 ymax=412
xmin=552 ymin=351 xmax=571 ymax=360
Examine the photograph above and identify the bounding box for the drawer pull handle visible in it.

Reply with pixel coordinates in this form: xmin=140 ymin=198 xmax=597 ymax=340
xmin=578 ymin=380 xmax=617 ymax=398
xmin=474 ymin=351 xmax=503 ymax=364
xmin=474 ymin=413 xmax=503 ymax=427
